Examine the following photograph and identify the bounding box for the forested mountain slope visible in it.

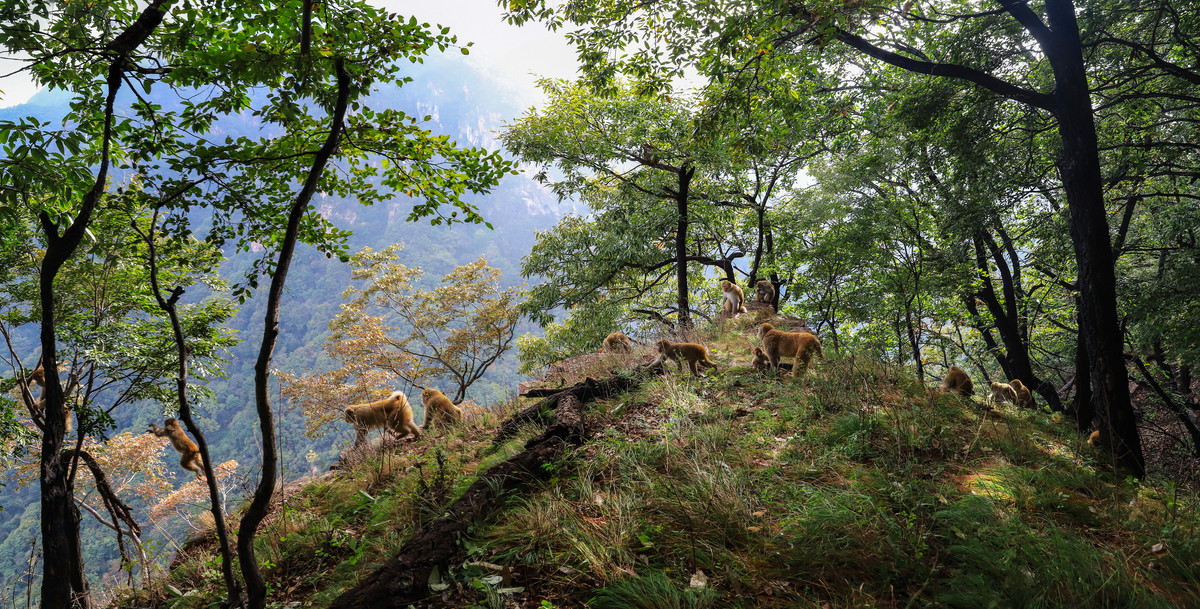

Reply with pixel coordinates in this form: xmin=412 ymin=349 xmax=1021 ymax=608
xmin=0 ymin=52 xmax=574 ymax=593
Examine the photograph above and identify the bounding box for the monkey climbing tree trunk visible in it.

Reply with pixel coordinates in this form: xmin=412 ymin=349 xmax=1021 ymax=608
xmin=674 ymin=165 xmax=695 ymax=329
xmin=237 ymin=59 xmax=351 ymax=609
xmin=141 ymin=213 xmax=243 ymax=607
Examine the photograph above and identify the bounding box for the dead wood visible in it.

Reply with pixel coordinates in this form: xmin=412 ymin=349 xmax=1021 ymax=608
xmin=331 ymin=376 xmax=639 ymax=608
xmin=494 ymin=374 xmax=638 ymax=443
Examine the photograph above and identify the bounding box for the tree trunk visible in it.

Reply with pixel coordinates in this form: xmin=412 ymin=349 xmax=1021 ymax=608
xmin=972 ymin=232 xmax=1063 ymax=411
xmin=37 ymin=6 xmax=169 ymax=604
xmin=1046 ymin=0 xmax=1143 ymax=476
xmin=1073 ymin=313 xmax=1095 ymax=432
xmin=238 ymin=59 xmax=351 ymax=609
xmin=674 ymin=165 xmax=695 ymax=328
xmin=146 ymin=238 xmax=243 ymax=607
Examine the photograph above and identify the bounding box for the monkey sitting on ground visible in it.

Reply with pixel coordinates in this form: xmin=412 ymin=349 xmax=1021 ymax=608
xmin=940 ymin=366 xmax=974 ymax=397
xmin=602 ymin=331 xmax=633 ymax=354
xmin=749 ymin=346 xmax=770 ymax=371
xmin=757 ymin=323 xmax=824 ymax=376
xmin=721 ymin=280 xmax=747 ymax=317
xmin=755 ymin=280 xmax=774 ymax=304
xmin=1010 ymin=379 xmax=1034 ymax=409
xmin=1088 ymin=430 xmax=1102 ymax=447
xmin=344 ymin=390 xmax=421 ymax=446
xmin=653 ymin=339 xmax=719 ymax=377
xmin=421 ymin=387 xmax=463 ymax=431
xmin=989 ymin=381 xmax=1017 ymax=407
xmin=148 ymin=418 xmax=204 ymax=478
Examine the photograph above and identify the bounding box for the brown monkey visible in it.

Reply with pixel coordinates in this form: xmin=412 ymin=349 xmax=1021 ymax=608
xmin=602 ymin=331 xmax=633 ymax=354
xmin=421 ymin=387 xmax=463 ymax=430
xmin=749 ymin=346 xmax=770 ymax=371
xmin=989 ymin=382 xmax=1017 ymax=406
xmin=940 ymin=366 xmax=974 ymax=397
xmin=653 ymin=339 xmax=719 ymax=377
xmin=26 ymin=360 xmax=45 ymax=388
xmin=757 ymin=323 xmax=824 ymax=376
xmin=148 ymin=418 xmax=204 ymax=478
xmin=755 ymin=280 xmax=775 ymax=304
xmin=1010 ymin=379 xmax=1034 ymax=409
xmin=721 ymin=280 xmax=747 ymax=317
xmin=18 ymin=360 xmax=72 ymax=433
xmin=1087 ymin=430 xmax=1101 ymax=447
xmin=344 ymin=390 xmax=421 ymax=446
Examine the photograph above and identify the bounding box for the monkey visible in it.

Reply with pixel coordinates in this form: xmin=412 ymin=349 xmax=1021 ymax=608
xmin=940 ymin=366 xmax=974 ymax=397
xmin=1087 ymin=430 xmax=1101 ymax=447
xmin=17 ymin=359 xmax=72 ymax=434
xmin=755 ymin=280 xmax=775 ymax=304
xmin=720 ymin=280 xmax=747 ymax=317
xmin=757 ymin=323 xmax=824 ymax=376
xmin=653 ymin=339 xmax=719 ymax=377
xmin=148 ymin=418 xmax=204 ymax=478
xmin=749 ymin=346 xmax=770 ymax=371
xmin=988 ymin=381 xmax=1017 ymax=406
xmin=343 ymin=390 xmax=421 ymax=446
xmin=421 ymin=387 xmax=463 ymax=431
xmin=602 ymin=332 xmax=633 ymax=354
xmin=26 ymin=359 xmax=45 ymax=388
xmin=1010 ymin=379 xmax=1034 ymax=409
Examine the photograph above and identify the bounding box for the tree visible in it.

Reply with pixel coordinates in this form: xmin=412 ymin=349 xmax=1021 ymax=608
xmin=1 ymin=0 xmax=515 ymax=606
xmin=282 ymin=245 xmax=523 ymax=435
xmin=502 ymin=0 xmax=1150 ymax=475
xmin=502 ymin=79 xmax=747 ymax=330
xmin=0 ymin=202 xmax=236 ymax=600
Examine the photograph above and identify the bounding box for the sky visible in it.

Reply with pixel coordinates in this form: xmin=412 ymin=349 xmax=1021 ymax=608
xmin=0 ymin=0 xmax=580 ymax=108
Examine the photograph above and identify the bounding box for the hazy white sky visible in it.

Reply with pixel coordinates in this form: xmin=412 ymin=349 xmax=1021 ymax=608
xmin=0 ymin=0 xmax=579 ymax=108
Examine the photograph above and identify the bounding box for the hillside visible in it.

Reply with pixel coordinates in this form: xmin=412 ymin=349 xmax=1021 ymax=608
xmin=123 ymin=316 xmax=1200 ymax=608
xmin=0 ymin=51 xmax=576 ymax=593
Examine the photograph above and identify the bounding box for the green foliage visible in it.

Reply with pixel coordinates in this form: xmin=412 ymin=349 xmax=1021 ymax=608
xmin=589 ymin=571 xmax=718 ymax=609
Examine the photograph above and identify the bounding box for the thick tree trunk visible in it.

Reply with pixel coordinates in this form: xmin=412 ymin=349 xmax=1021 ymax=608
xmin=237 ymin=59 xmax=351 ymax=609
xmin=1046 ymin=0 xmax=1143 ymax=476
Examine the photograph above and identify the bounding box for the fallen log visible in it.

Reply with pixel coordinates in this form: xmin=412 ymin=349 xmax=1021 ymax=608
xmin=494 ymin=374 xmax=639 ymax=443
xmin=331 ymin=394 xmax=587 ymax=608
xmin=518 ymin=387 xmax=566 ymax=398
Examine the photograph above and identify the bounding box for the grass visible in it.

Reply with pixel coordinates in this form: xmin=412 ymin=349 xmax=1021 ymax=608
xmin=120 ymin=322 xmax=1200 ymax=608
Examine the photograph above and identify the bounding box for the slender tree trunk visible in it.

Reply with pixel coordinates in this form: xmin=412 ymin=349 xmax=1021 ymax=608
xmin=963 ymin=294 xmax=1011 ymax=381
xmin=238 ymin=59 xmax=351 ymax=609
xmin=142 ymin=216 xmax=243 ymax=607
xmin=674 ymin=165 xmax=695 ymax=329
xmin=1046 ymin=0 xmax=1143 ymax=476
xmin=972 ymin=232 xmax=1063 ymax=411
xmin=750 ymin=204 xmax=765 ymax=285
